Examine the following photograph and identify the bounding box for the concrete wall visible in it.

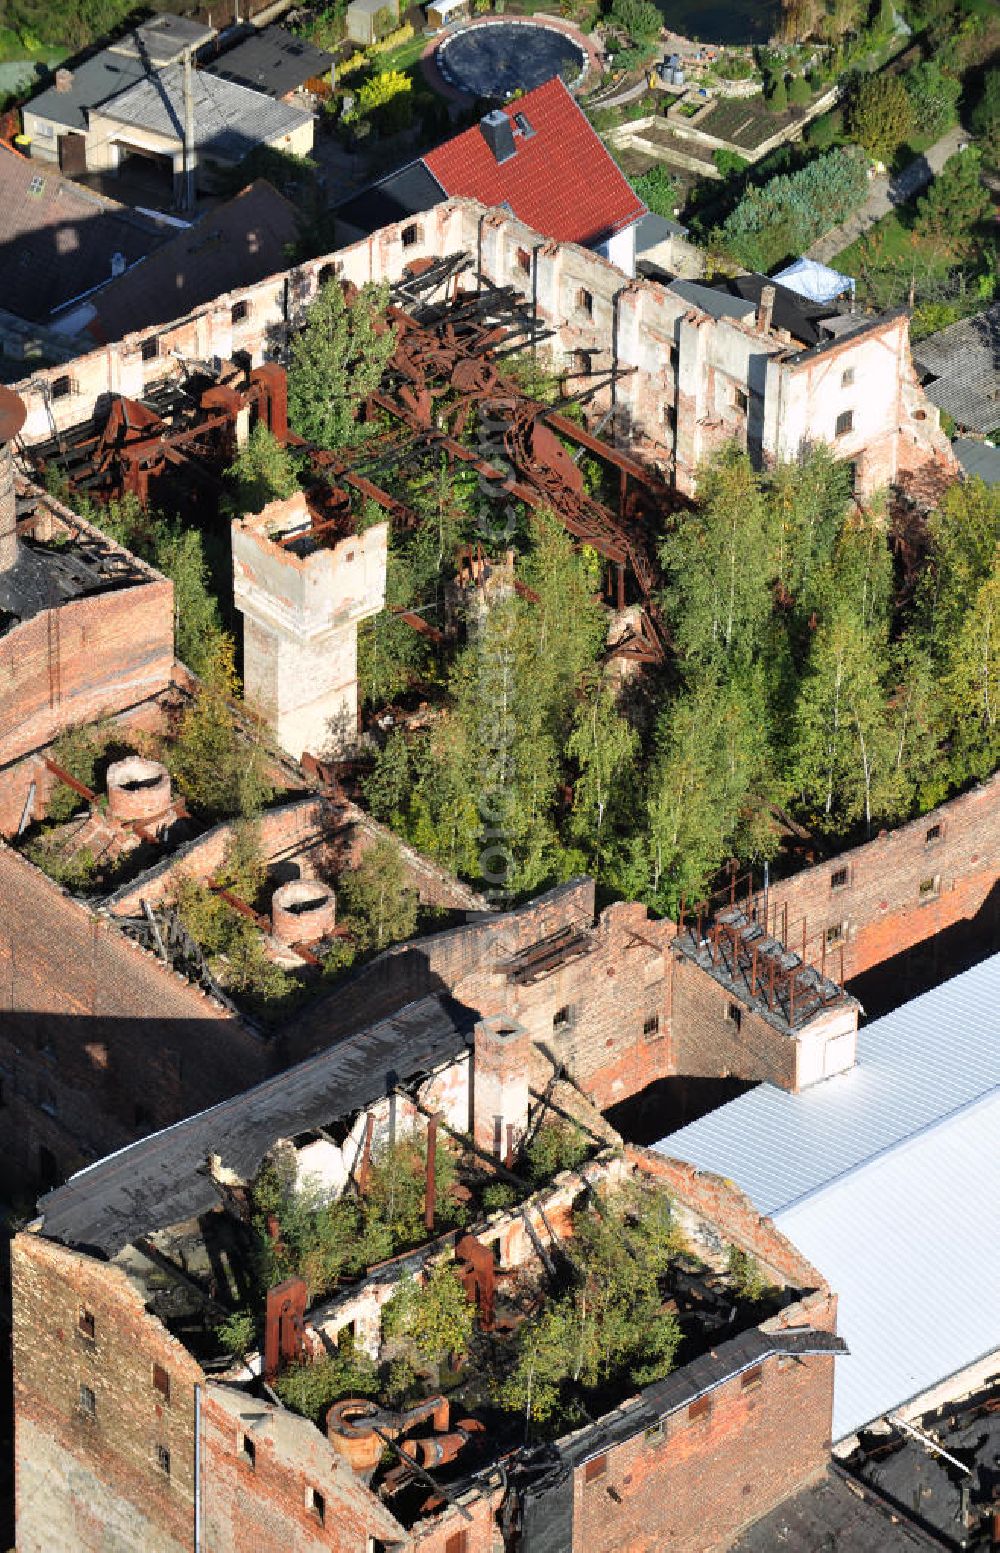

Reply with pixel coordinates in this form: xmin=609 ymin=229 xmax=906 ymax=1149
xmin=232 ymin=494 xmax=388 ymax=758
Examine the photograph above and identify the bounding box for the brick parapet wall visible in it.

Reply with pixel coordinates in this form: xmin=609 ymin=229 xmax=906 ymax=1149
xmin=0 ymin=841 xmax=263 ymax=1191
xmin=12 ymin=1232 xmax=203 ymax=1553
xmin=765 ymin=772 xmax=1000 ymax=979
xmin=627 ymin=1145 xmax=827 ymax=1292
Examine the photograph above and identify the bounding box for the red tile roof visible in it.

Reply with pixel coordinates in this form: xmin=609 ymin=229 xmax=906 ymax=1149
xmin=422 ymin=76 xmax=644 ymax=249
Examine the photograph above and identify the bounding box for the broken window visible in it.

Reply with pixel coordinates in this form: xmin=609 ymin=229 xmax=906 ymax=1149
xmin=841 ymin=367 xmax=855 ymax=387
xmin=51 ymin=375 xmax=71 ymax=399
xmin=156 ymin=1444 xmax=171 ymax=1476
xmin=401 ymin=223 xmax=421 ymax=248
xmin=585 ymin=1453 xmax=607 ymax=1481
xmin=662 ymin=403 xmax=676 ymax=431
xmin=306 ymin=1486 xmax=325 ymax=1524
xmin=825 ymin=923 xmax=845 ymax=945
xmin=231 ymin=299 xmax=249 ymax=326
xmin=79 ymin=1309 xmax=95 ymax=1342
xmin=152 ymin=1364 xmax=170 ymax=1402
xmin=919 ymin=876 xmax=940 ymax=900
xmin=553 ymin=1006 xmax=571 ymax=1029
xmin=830 ymin=866 xmax=848 ymax=890
xmin=727 ymin=1002 xmax=742 ymax=1031
xmin=571 ymin=348 xmax=591 ymax=376
xmin=516 ymin=247 xmax=531 ymax=275
xmin=577 ymin=287 xmax=593 ymax=317
xmin=925 ymin=823 xmax=941 ymax=844
xmin=734 ymin=387 xmax=748 ymax=413
xmin=79 ymin=1383 xmax=96 ymax=1418
xmin=689 ymin=1394 xmax=712 ymax=1422
xmin=835 ymin=409 xmax=853 ymax=438
xmin=241 ymin=1433 xmax=256 ymax=1468
xmin=444 ymin=1533 xmax=468 ymax=1553
xmin=140 ymin=336 xmax=159 ymax=362
xmin=741 ymin=1365 xmax=763 ymax=1390
xmin=643 ymin=1013 xmax=660 ymax=1037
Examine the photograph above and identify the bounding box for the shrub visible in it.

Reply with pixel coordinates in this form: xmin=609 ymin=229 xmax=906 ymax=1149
xmin=369 ymin=19 xmax=415 ymax=52
xmin=609 ymin=0 xmax=661 ymax=42
xmin=715 ymin=144 xmax=869 ymax=270
xmin=788 ymin=73 xmax=810 ymax=107
xmin=357 ymin=68 xmax=412 ymax=115
xmin=846 ymin=71 xmax=913 ymax=161
xmin=766 ymin=73 xmax=787 ymax=112
xmin=214 ymin=1309 xmax=256 ymax=1361
xmin=727 ymin=1245 xmax=773 ymax=1301
xmin=632 ymin=162 xmax=681 ymax=216
xmin=806 ymin=107 xmax=841 ymax=148
xmin=904 ymin=60 xmax=960 ymax=139
xmin=524 ymin=1119 xmax=591 ymax=1184
xmin=713 ymin=147 xmax=749 ymax=178
xmin=383 ymin=1264 xmax=475 ymax=1370
xmin=273 ymin=1348 xmax=379 ymax=1423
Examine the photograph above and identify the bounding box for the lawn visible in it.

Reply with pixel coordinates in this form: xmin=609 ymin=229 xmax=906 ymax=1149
xmin=372 ymin=31 xmax=428 ymax=73
xmin=833 ymin=208 xmax=914 ymax=275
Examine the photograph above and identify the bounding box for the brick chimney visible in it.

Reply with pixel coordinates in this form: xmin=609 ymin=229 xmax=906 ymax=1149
xmin=756 ymin=284 xmax=776 ymax=335
xmin=473 ymin=1013 xmax=530 ymax=1158
xmin=0 ymin=387 xmax=26 ymax=574
xmin=54 ymin=68 xmax=73 ymax=93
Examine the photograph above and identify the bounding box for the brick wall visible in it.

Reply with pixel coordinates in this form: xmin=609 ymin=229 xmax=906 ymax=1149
xmin=765 ymin=773 xmax=1000 ymax=980
xmin=669 ymin=953 xmax=796 ymax=1092
xmin=0 ymin=843 xmax=265 ymax=1193
xmin=567 ymin=1338 xmax=834 ymax=1553
xmin=12 ymin=1232 xmax=203 ymax=1553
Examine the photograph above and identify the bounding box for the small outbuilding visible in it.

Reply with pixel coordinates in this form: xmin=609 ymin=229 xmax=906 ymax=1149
xmin=426 ymin=0 xmax=472 ymax=30
xmin=345 ymin=0 xmax=399 ymax=47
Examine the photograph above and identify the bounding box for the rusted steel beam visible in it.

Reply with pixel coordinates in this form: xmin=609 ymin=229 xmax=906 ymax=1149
xmin=42 ymin=756 xmax=96 ymax=803
xmin=357 ymin=1112 xmax=375 ymax=1197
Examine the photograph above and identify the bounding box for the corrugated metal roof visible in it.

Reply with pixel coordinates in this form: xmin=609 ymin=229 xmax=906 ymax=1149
xmin=98 ymin=64 xmax=312 ymax=162
xmin=658 ymin=954 xmax=1000 ymax=1439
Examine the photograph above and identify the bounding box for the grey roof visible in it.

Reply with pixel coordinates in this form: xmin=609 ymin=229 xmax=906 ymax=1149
xmin=911 ymin=303 xmax=1000 ymax=433
xmin=954 ymin=437 xmax=1000 ymax=485
xmin=88 ymin=179 xmax=300 ymax=343
xmin=97 ymin=63 xmax=313 ymax=163
xmin=333 ymin=160 xmax=446 ymax=241
xmin=659 ymin=953 xmax=1000 ymax=1439
xmin=634 ymin=211 xmax=687 ymax=252
xmin=730 ymin=1468 xmax=930 ymax=1552
xmin=24 ymin=50 xmax=149 ymax=133
xmin=207 ymin=26 xmax=334 ymax=98
xmin=119 ymin=13 xmax=216 ymax=66
xmin=669 ymin=278 xmax=756 ymax=323
xmin=37 ymin=993 xmax=473 ymax=1257
xmin=0 ymin=145 xmax=167 ymax=321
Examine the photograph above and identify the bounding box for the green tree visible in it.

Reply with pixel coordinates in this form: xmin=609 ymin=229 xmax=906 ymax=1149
xmin=169 ymin=638 xmax=273 ymax=819
xmin=225 ymin=424 xmax=301 ymax=516
xmin=788 ymin=73 xmax=811 ymax=108
xmin=660 ymin=446 xmax=775 ymax=671
xmin=383 ymin=1264 xmax=475 ymax=1372
xmin=609 ymin=0 xmax=662 ymax=41
xmin=971 ymin=67 xmax=1000 ymax=168
xmin=766 ymin=72 xmax=788 ymax=112
xmin=632 ymin=163 xmax=682 ymax=217
xmin=846 ymin=72 xmax=914 ymax=161
xmin=914 ymin=150 xmax=991 ymax=254
xmin=338 ymin=835 xmax=418 ymax=950
xmin=566 ymin=678 xmax=639 ymax=867
xmin=919 ymin=477 xmax=1000 ymax=659
xmin=945 ymin=551 xmax=1000 ymax=778
xmin=288 ymin=279 xmax=396 ymax=451
xmin=273 ymin=1346 xmax=379 ymax=1423
xmin=903 ymin=60 xmax=960 ymax=138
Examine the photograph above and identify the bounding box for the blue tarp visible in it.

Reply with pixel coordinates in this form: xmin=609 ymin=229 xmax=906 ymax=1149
xmin=772 ymin=256 xmax=856 ymax=304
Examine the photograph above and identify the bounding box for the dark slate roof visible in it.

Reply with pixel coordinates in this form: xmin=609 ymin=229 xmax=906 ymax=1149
xmin=24 ymin=49 xmax=149 ymax=133
xmin=954 ymin=438 xmax=1000 ymax=485
xmin=552 ymin=1327 xmax=848 ymax=1471
xmin=333 ymin=160 xmax=447 ymax=240
xmin=207 ymin=26 xmax=334 ymax=98
xmin=87 ymin=179 xmax=300 ymax=343
xmin=730 ymin=1467 xmax=930 ymax=1551
xmin=721 ymin=272 xmax=839 ymax=347
xmin=669 ymin=278 xmax=756 ymax=324
xmin=0 ymin=145 xmax=167 ymax=322
xmin=37 ymin=993 xmax=473 ymax=1257
xmin=912 ymin=304 xmax=1000 ymax=434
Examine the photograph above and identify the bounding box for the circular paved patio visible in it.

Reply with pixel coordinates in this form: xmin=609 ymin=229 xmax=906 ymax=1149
xmin=422 ymin=15 xmax=601 ymax=102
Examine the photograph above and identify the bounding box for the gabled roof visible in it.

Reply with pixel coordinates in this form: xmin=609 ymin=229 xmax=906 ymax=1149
xmin=86 ymin=179 xmax=300 ymax=344
xmin=911 ymin=303 xmax=1000 ymax=434
xmin=333 ymin=160 xmax=446 ymax=241
xmin=422 ymin=76 xmax=644 ymax=249
xmin=24 ymin=50 xmax=149 ymax=133
xmin=206 ymin=25 xmax=334 ymax=98
xmin=954 ymin=437 xmax=1000 ymax=485
xmin=660 ymin=952 xmax=1000 ymax=1440
xmin=95 ymin=63 xmax=312 ymax=163
xmin=0 ymin=145 xmax=167 ymax=322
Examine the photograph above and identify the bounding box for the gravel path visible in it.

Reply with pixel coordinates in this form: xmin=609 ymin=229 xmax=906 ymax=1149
xmin=807 ymin=125 xmax=967 ymax=264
